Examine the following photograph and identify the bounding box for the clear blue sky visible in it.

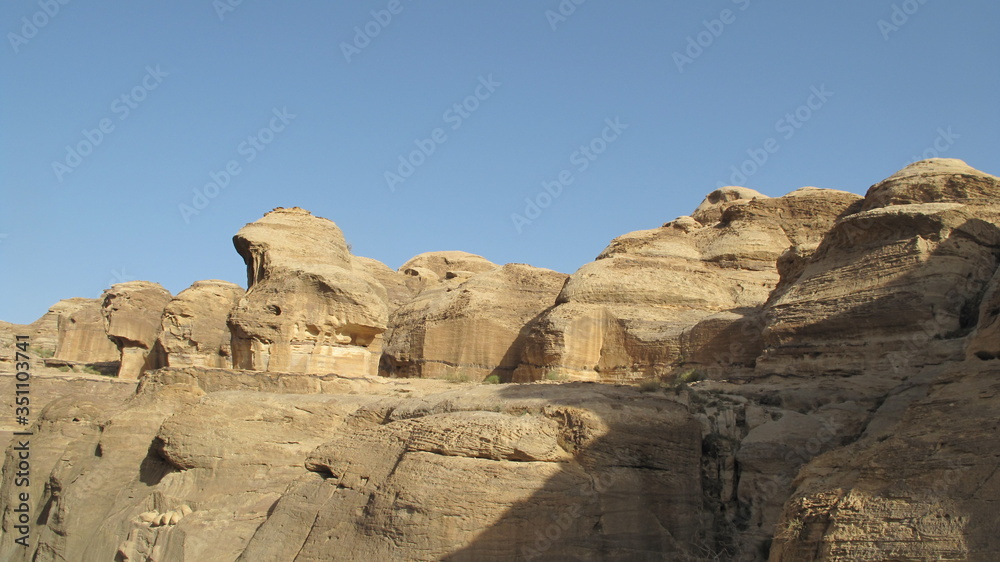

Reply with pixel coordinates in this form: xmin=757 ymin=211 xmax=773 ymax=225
xmin=2 ymin=1 xmax=998 ymax=324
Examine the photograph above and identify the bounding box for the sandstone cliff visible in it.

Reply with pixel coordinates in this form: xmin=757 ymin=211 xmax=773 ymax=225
xmin=380 ymin=263 xmax=567 ymax=381
xmin=513 ymin=185 xmax=861 ymax=383
xmin=2 ymin=159 xmax=1000 ymax=561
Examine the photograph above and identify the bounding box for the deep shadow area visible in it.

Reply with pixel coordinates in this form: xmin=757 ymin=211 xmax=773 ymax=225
xmin=138 ymin=437 xmax=176 ymax=486
xmin=437 ymin=382 xmax=720 ymax=561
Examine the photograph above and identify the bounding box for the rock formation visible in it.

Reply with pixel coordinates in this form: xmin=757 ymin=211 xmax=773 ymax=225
xmin=3 ymin=159 xmax=1000 ymax=561
xmin=380 ymin=263 xmax=567 ymax=381
xmin=228 ymin=207 xmax=389 ymax=376
xmin=51 ymin=298 xmax=120 ymax=366
xmin=397 ymin=250 xmax=498 ymax=294
xmin=0 ymin=298 xmax=118 ymax=368
xmin=513 ymin=185 xmax=861 ymax=383
xmin=756 ymin=159 xmax=1000 ymax=380
xmin=157 ymin=280 xmax=244 ymax=368
xmin=102 ymin=281 xmax=173 ymax=379
xmin=351 ymin=256 xmax=413 ymax=311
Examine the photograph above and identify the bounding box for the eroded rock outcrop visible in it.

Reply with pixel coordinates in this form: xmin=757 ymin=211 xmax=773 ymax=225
xmin=158 ymin=280 xmax=244 ymax=368
xmin=228 ymin=207 xmax=388 ymax=376
xmin=4 ymin=159 xmax=1000 ymax=561
xmin=0 ymin=298 xmax=118 ymax=369
xmin=381 ymin=263 xmax=567 ymax=381
xmin=1 ymin=368 xmax=706 ymax=561
xmin=102 ymin=281 xmax=173 ymax=379
xmin=397 ymin=250 xmax=498 ymax=294
xmin=51 ymin=298 xmax=120 ymax=366
xmin=769 ymin=360 xmax=1000 ymax=561
xmin=513 ymin=186 xmax=861 ymax=383
xmin=757 ymin=159 xmax=1000 ymax=379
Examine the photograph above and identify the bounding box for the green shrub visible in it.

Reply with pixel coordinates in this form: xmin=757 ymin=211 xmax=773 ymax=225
xmin=638 ymin=379 xmax=663 ymax=392
xmin=678 ymin=368 xmax=706 ymax=384
xmin=445 ymin=370 xmax=472 ymax=383
xmin=81 ymin=365 xmax=116 ymax=377
xmin=544 ymin=371 xmax=568 ymax=382
xmin=484 ymin=374 xmax=501 ymax=384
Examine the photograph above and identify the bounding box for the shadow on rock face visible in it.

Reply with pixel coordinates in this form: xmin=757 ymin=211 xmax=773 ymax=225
xmin=139 ymin=437 xmax=176 ymax=486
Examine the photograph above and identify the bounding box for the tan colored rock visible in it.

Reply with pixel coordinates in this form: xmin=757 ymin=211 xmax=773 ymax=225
xmin=244 ymin=384 xmax=703 ymax=561
xmin=966 ymin=268 xmax=1000 ymax=360
xmin=397 ymin=250 xmax=498 ymax=294
xmin=862 ymin=157 xmax=1000 ymax=212
xmin=351 ymin=255 xmax=413 ymax=311
xmin=0 ymin=298 xmax=118 ymax=368
xmin=28 ymin=298 xmax=88 ymax=356
xmin=514 ymin=186 xmax=861 ymax=383
xmin=102 ymin=281 xmax=173 ymax=379
xmin=158 ymin=280 xmax=244 ymax=368
xmin=52 ymin=298 xmax=120 ymax=365
xmin=228 ymin=207 xmax=388 ymax=376
xmin=381 ymin=263 xmax=567 ymax=381
xmin=757 ymin=160 xmax=1000 ymax=379
xmin=770 ymin=362 xmax=1000 ymax=561
xmin=691 ymin=185 xmax=768 ymax=224
xmin=5 ymin=162 xmax=1000 ymax=561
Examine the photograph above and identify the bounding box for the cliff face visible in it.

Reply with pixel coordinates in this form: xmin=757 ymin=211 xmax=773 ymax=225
xmin=380 ymin=263 xmax=568 ymax=381
xmin=3 ymin=159 xmax=1000 ymax=561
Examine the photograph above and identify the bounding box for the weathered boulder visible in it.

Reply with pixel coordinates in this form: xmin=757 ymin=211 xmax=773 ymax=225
xmin=228 ymin=207 xmax=388 ymax=376
xmin=158 ymin=280 xmax=244 ymax=368
xmin=102 ymin=281 xmax=173 ymax=379
xmin=380 ymin=263 xmax=567 ymax=381
xmin=513 ymin=186 xmax=861 ymax=383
